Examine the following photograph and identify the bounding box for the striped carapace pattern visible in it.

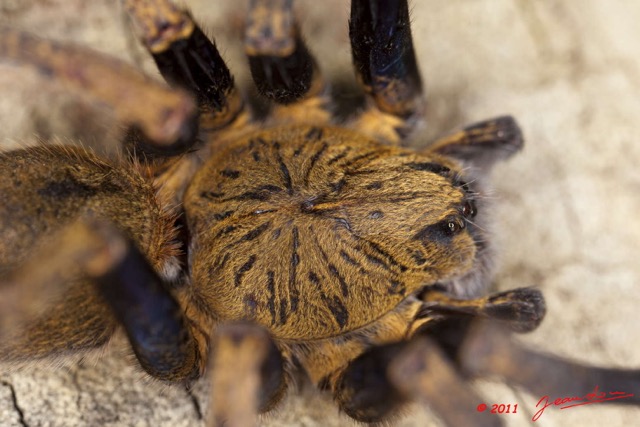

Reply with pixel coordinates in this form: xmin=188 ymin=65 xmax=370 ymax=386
xmin=186 ymin=125 xmax=478 ymax=340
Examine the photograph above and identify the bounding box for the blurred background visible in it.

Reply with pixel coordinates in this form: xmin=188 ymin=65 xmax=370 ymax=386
xmin=1 ymin=1 xmax=640 ymax=426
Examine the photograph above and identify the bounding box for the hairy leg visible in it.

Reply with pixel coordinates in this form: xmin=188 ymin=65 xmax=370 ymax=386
xmin=331 ymin=337 xmax=502 ymax=426
xmin=326 ymin=286 xmax=545 ymax=424
xmin=348 ymin=0 xmax=424 ymax=144
xmin=0 ymin=145 xmax=204 ymax=380
xmin=0 ymin=25 xmax=197 ymax=154
xmin=425 ymin=116 xmax=524 ymax=173
xmin=124 ymin=0 xmax=247 ymax=133
xmin=245 ymin=0 xmax=330 ymax=125
xmin=419 ymin=285 xmax=546 ymax=333
xmin=207 ymin=323 xmax=286 ymax=427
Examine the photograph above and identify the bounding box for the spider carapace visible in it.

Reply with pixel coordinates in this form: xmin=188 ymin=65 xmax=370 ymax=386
xmin=188 ymin=125 xmax=480 ymax=341
xmin=1 ymin=1 xmax=638 ymax=426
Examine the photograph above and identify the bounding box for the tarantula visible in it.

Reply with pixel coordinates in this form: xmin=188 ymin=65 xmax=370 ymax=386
xmin=1 ymin=0 xmax=639 ymax=426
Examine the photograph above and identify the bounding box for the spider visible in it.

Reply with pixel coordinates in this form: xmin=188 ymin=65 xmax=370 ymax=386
xmin=1 ymin=0 xmax=639 ymax=426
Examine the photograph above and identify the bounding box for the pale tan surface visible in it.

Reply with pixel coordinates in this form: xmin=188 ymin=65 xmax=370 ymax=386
xmin=1 ymin=1 xmax=640 ymax=426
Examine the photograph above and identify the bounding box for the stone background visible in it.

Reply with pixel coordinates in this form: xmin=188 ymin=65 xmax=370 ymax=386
xmin=1 ymin=1 xmax=640 ymax=426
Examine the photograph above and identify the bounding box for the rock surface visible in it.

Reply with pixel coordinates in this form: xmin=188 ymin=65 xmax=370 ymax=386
xmin=1 ymin=1 xmax=640 ymax=426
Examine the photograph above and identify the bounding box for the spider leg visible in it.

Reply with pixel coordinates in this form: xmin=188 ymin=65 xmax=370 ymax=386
xmin=331 ymin=338 xmax=502 ymax=426
xmin=0 ymin=26 xmax=198 ymax=154
xmin=89 ymin=219 xmax=202 ymax=381
xmin=425 ymin=116 xmax=525 ymax=172
xmin=460 ymin=322 xmax=640 ymax=409
xmin=124 ymin=0 xmax=247 ymax=133
xmin=0 ymin=219 xmax=203 ymax=382
xmin=389 ymin=338 xmax=505 ymax=427
xmin=245 ymin=0 xmax=330 ymax=124
xmin=344 ymin=318 xmax=640 ymax=427
xmin=419 ymin=285 xmax=546 ymax=333
xmin=349 ymin=0 xmax=424 ymax=144
xmin=207 ymin=323 xmax=286 ymax=427
xmin=327 ymin=287 xmax=544 ymax=425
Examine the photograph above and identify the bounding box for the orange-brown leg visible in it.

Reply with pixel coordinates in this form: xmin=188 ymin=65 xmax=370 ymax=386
xmin=0 ymin=25 xmax=198 ymax=154
xmin=414 ymin=317 xmax=640 ymax=423
xmin=207 ymin=323 xmax=286 ymax=427
xmin=390 ymin=338 xmax=505 ymax=427
xmin=348 ymin=0 xmax=425 ymax=144
xmin=245 ymin=0 xmax=331 ymax=125
xmin=332 ymin=297 xmax=636 ymax=426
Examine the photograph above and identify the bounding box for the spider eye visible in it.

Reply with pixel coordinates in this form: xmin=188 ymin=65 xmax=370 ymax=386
xmin=462 ymin=201 xmax=477 ymax=218
xmin=447 ymin=219 xmax=465 ymax=234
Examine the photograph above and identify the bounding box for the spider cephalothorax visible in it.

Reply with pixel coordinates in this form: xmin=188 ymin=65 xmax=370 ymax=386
xmin=1 ymin=1 xmax=638 ymax=426
xmin=187 ymin=125 xmax=480 ymax=340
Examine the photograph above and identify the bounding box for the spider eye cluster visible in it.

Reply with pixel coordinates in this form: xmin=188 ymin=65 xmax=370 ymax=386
xmin=443 ymin=177 xmax=480 ymax=235
xmin=462 ymin=200 xmax=477 ymax=218
xmin=457 ymin=177 xmax=478 ymax=219
xmin=444 ymin=198 xmax=478 ymax=235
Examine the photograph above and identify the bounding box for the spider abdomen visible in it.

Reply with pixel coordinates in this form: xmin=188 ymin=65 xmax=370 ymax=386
xmin=185 ymin=125 xmax=477 ymax=340
xmin=0 ymin=146 xmax=175 ymax=271
xmin=0 ymin=145 xmax=179 ymax=360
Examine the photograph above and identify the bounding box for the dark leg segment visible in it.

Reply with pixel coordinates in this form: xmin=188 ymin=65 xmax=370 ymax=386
xmin=245 ymin=0 xmax=330 ymax=124
xmin=333 ymin=342 xmax=407 ymax=422
xmin=0 ymin=219 xmax=201 ymax=382
xmin=207 ymin=323 xmax=286 ymax=427
xmin=124 ymin=0 xmax=245 ymax=131
xmin=93 ymin=222 xmax=201 ymax=382
xmin=349 ymin=0 xmax=424 ymax=142
xmin=419 ymin=286 xmax=546 ymax=333
xmin=350 ymin=0 xmax=423 ymax=116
